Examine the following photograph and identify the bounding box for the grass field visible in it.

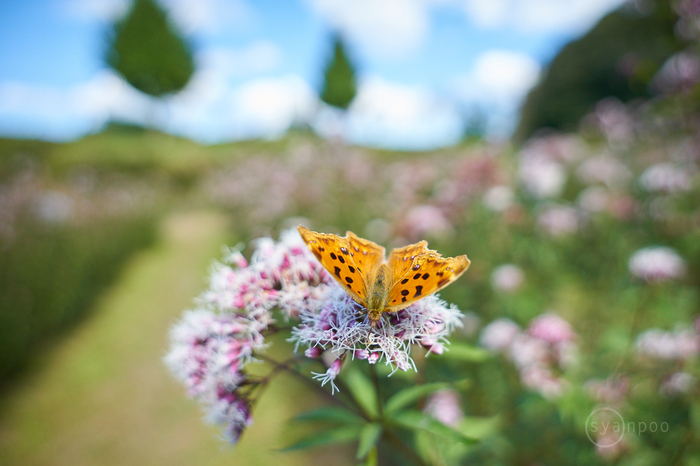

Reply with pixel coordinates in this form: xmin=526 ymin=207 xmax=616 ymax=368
xmin=0 ymin=210 xmax=348 ymax=465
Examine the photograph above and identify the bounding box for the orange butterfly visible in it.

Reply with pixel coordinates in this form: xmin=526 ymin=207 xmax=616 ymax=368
xmin=298 ymin=226 xmax=470 ymax=323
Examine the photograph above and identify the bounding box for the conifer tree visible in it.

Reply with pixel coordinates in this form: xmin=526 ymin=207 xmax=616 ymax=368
xmin=320 ymin=36 xmax=357 ymax=110
xmin=105 ymin=0 xmax=194 ymax=98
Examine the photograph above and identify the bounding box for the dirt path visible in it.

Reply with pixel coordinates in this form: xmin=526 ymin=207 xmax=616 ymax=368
xmin=0 ymin=211 xmax=333 ymax=465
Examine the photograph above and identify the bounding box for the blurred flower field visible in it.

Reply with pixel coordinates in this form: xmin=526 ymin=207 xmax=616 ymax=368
xmin=170 ymin=93 xmax=698 ymax=463
xmin=1 ymin=85 xmax=699 ymax=465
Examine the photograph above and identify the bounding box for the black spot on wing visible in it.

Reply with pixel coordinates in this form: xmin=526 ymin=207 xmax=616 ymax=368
xmin=401 ymin=278 xmax=409 ymax=284
xmin=340 ymin=247 xmax=349 ymax=255
xmin=334 ymin=266 xmax=341 ymax=278
xmin=401 ymin=289 xmax=409 ymax=296
xmin=413 ymin=273 xmax=421 ymax=279
xmin=422 ymin=273 xmax=429 ymax=280
xmin=414 ymin=285 xmax=423 ymax=297
xmin=348 ymin=266 xmax=355 ymax=273
xmin=338 ymin=255 xmax=345 ymax=264
xmin=345 ymin=276 xmax=353 ymax=284
xmin=330 ymin=252 xmax=337 ymax=260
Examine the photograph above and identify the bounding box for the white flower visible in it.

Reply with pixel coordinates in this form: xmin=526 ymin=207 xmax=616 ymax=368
xmin=636 ymin=327 xmax=699 ymax=360
xmin=519 ymin=154 xmax=566 ymax=199
xmin=483 ymin=185 xmax=515 ymax=212
xmin=537 ymin=205 xmax=579 ymax=236
xmin=576 ymin=154 xmax=631 ymax=188
xmin=628 ymin=246 xmax=686 ymax=282
xmin=479 ymin=318 xmax=521 ymax=351
xmin=639 ymin=163 xmax=693 ymax=193
xmin=577 ymin=186 xmax=610 ymax=213
xmin=291 ymin=287 xmax=464 ymax=377
xmin=491 ymin=264 xmax=524 ymax=292
xmin=660 ymin=371 xmax=696 ymax=396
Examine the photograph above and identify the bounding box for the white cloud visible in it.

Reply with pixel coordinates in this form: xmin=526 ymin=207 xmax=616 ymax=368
xmin=62 ymin=0 xmax=129 ymax=21
xmin=0 ymin=70 xmax=316 ymax=143
xmin=198 ymin=42 xmax=282 ymax=78
xmin=161 ymin=0 xmax=256 ymax=35
xmin=161 ymin=73 xmax=316 ymax=141
xmin=306 ymin=0 xmax=430 ymax=58
xmin=233 ymin=76 xmax=316 ymax=137
xmin=62 ymin=0 xmax=255 ymax=34
xmin=470 ymin=50 xmax=541 ymax=98
xmin=314 ymin=77 xmax=463 ymax=150
xmin=459 ymin=0 xmax=626 ymax=33
xmin=449 ymin=50 xmax=541 ymax=138
xmin=0 ymin=72 xmax=150 ymax=139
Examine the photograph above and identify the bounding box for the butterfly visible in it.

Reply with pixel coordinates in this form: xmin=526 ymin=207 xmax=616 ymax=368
xmin=298 ymin=226 xmax=470 ymax=323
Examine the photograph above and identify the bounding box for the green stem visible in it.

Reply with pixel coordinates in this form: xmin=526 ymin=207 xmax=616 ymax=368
xmin=383 ymin=428 xmax=429 ymax=466
xmin=369 ymin=363 xmax=384 ymax=420
xmin=257 ymin=354 xmax=363 ymax=418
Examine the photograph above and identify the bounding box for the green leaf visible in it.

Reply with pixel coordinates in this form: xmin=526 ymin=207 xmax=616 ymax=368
xmin=356 ymin=423 xmax=383 ymax=460
xmin=362 ymin=446 xmax=378 ymax=466
xmin=385 ymin=382 xmax=452 ymax=416
xmin=457 ymin=415 xmax=500 ymax=440
xmin=294 ymin=406 xmax=364 ymax=425
xmin=441 ymin=342 xmax=491 ymax=362
xmin=390 ymin=410 xmax=476 ymax=445
xmin=280 ymin=425 xmax=361 ymax=452
xmin=344 ymin=366 xmax=379 ymax=418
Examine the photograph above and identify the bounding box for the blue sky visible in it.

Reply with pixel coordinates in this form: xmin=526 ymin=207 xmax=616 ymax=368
xmin=0 ymin=0 xmax=624 ymax=149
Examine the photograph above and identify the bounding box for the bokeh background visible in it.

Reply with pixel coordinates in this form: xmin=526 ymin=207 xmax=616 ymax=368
xmin=0 ymin=0 xmax=699 ymax=464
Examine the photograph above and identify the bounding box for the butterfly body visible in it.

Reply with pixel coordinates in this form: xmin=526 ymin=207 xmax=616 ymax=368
xmin=298 ymin=226 xmax=470 ymax=323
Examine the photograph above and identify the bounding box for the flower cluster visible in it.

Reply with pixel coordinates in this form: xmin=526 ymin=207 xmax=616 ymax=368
xmin=0 ymin=164 xmax=159 ymax=246
xmin=480 ymin=313 xmax=578 ymax=398
xmin=167 ymin=228 xmax=466 ymax=440
xmin=635 ymin=322 xmax=699 ymax=397
xmin=628 ymin=246 xmax=687 ymax=283
xmin=290 ymin=287 xmax=464 ymax=392
xmin=636 ymin=325 xmax=699 ymax=361
xmin=166 ymin=229 xmax=332 ymax=442
xmin=165 ymin=310 xmax=262 ymax=442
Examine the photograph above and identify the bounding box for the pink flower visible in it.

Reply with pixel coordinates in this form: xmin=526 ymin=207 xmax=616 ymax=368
xmin=479 ymin=314 xmax=578 ymax=399
xmin=584 ymin=376 xmax=629 ymax=404
xmin=424 ymin=389 xmax=463 ymax=427
xmin=400 ymin=204 xmax=454 ymax=240
xmin=528 ymin=313 xmax=576 ymax=345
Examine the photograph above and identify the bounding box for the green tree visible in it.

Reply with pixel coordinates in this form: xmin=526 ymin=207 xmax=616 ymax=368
xmin=514 ymin=0 xmax=682 ymax=142
xmin=320 ymin=35 xmax=357 ymax=110
xmin=105 ymin=0 xmax=195 ymax=98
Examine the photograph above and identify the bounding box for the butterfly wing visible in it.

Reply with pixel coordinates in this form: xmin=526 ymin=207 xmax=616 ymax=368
xmin=297 ymin=226 xmax=385 ymax=307
xmin=384 ymin=241 xmax=470 ymax=312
